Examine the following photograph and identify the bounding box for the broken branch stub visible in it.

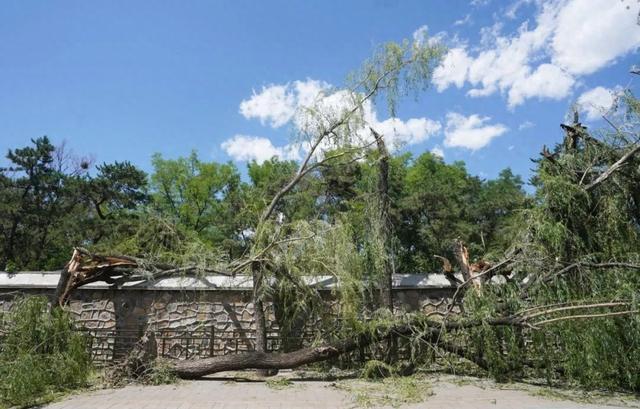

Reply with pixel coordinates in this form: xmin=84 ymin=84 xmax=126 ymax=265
xmin=53 ymin=247 xmax=231 ymax=307
xmin=54 ymin=247 xmax=138 ymax=306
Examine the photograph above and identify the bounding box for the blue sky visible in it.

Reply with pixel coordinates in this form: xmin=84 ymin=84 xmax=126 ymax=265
xmin=1 ymin=0 xmax=638 ymax=186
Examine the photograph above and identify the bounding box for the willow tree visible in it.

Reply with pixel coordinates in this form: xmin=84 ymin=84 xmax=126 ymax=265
xmin=53 ymin=35 xmax=446 ymax=350
xmin=167 ymin=82 xmax=640 ymax=386
xmin=227 ymin=38 xmax=445 ymax=372
xmin=51 ymin=44 xmax=640 ymax=392
xmin=446 ymin=88 xmax=640 ymax=390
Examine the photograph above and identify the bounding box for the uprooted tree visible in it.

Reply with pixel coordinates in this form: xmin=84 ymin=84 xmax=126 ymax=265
xmin=51 ymin=39 xmax=640 ymax=391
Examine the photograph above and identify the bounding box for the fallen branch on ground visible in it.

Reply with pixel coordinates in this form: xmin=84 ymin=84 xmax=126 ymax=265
xmin=166 ymin=300 xmax=637 ymax=378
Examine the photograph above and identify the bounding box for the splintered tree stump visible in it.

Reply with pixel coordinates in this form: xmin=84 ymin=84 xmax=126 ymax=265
xmin=54 ymin=248 xmax=138 ymax=307
xmin=53 ymin=247 xmax=231 ymax=307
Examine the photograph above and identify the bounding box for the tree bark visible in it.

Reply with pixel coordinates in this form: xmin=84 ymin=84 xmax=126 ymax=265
xmin=171 ymin=322 xmax=391 ymax=378
xmin=172 ymin=343 xmax=351 ymax=379
xmin=372 ymin=128 xmax=393 ymax=313
xmin=169 ymin=321 xmax=490 ymax=379
xmin=53 ymin=247 xmax=231 ymax=306
xmin=53 ymin=264 xmax=71 ymax=307
xmin=251 ymin=262 xmax=275 ymax=376
xmin=453 ymin=239 xmax=478 ymax=290
xmin=371 ymin=127 xmax=396 ymax=362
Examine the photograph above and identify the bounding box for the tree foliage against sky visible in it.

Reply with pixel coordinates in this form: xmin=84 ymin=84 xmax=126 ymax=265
xmin=0 ymin=138 xmax=526 ymax=273
xmin=0 ymin=137 xmax=148 ymax=270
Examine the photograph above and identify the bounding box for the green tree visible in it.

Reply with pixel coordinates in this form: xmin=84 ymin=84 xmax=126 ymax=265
xmin=245 ymin=158 xmax=319 ymax=226
xmin=470 ymin=168 xmax=529 ymax=257
xmin=0 ymin=137 xmax=80 ymax=269
xmin=397 ymin=152 xmax=480 ymax=272
xmin=150 ymin=151 xmax=243 ymax=257
xmin=0 ymin=137 xmax=148 ymax=270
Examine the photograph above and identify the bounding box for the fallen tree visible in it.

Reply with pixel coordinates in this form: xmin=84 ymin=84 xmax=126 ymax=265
xmin=54 ymin=247 xmax=231 ymax=307
xmin=54 ymin=240 xmax=639 ymax=382
xmin=45 ymin=51 xmax=640 ymax=392
xmin=53 ymin=118 xmax=640 ymax=387
xmin=163 ymin=299 xmax=637 ymax=378
xmin=168 ymin=321 xmax=486 ymax=379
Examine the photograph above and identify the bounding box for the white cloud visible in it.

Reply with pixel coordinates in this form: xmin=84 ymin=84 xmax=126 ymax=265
xmin=375 ymin=117 xmax=442 ymax=148
xmin=433 ymin=48 xmax=473 ymax=92
xmin=552 ymin=0 xmax=640 ymax=75
xmin=292 ymin=79 xmax=330 ymax=108
xmin=577 ymin=86 xmax=618 ymax=121
xmin=444 ymin=113 xmax=508 ymax=150
xmin=220 ymin=135 xmax=300 ymax=164
xmin=233 ymin=78 xmax=441 ymax=163
xmin=505 ymin=0 xmax=534 ymax=19
xmin=413 ymin=25 xmax=457 ymax=48
xmin=518 ymin=120 xmax=535 ymax=130
xmin=239 ymin=79 xmax=353 ymax=134
xmin=239 ymin=85 xmax=296 ymax=128
xmin=507 ymin=63 xmax=575 ymax=107
xmin=431 ymin=146 xmax=445 ymax=158
xmin=454 ymin=14 xmax=472 ymax=26
xmin=432 ymin=0 xmax=640 ymax=107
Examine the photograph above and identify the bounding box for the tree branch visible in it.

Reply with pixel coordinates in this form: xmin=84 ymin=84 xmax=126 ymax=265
xmin=585 ymin=142 xmax=640 ymax=191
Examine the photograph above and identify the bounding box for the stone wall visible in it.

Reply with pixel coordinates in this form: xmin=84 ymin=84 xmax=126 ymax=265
xmin=0 ymin=286 xmax=453 ymax=362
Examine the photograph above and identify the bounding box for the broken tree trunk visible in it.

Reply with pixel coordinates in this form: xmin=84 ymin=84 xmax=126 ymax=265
xmin=371 ymin=127 xmax=396 ymax=362
xmin=172 ymin=340 xmax=356 ymax=379
xmin=251 ymin=261 xmax=275 ymax=376
xmin=54 ymin=248 xmax=138 ymax=307
xmin=451 ymin=240 xmax=496 ymax=291
xmin=169 ymin=321 xmax=485 ymax=378
xmin=372 ymin=127 xmax=393 ymax=313
xmin=166 ymin=298 xmax=638 ymax=379
xmin=53 ymin=247 xmax=230 ymax=307
xmin=453 ymin=240 xmax=481 ymax=290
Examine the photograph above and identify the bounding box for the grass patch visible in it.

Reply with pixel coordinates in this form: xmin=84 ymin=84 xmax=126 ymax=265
xmin=265 ymin=377 xmax=294 ymax=390
xmin=143 ymin=359 xmax=179 ymax=386
xmin=334 ymin=375 xmax=432 ymax=408
xmin=361 ymin=360 xmax=395 ymax=379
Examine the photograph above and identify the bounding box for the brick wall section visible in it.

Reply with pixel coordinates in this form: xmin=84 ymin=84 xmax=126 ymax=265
xmin=0 ymin=287 xmax=454 ymax=361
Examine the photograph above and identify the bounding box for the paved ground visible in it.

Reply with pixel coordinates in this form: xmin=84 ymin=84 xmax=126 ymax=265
xmin=44 ymin=374 xmax=638 ymax=409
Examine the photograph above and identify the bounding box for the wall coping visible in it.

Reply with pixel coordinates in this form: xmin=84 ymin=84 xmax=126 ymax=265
xmin=0 ymin=271 xmax=459 ymax=291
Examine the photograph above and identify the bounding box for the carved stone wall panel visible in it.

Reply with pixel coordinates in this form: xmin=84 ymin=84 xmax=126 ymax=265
xmin=0 ymin=287 xmax=454 ymax=361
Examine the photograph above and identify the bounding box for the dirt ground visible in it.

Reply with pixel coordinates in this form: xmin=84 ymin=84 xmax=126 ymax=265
xmin=44 ymin=372 xmax=640 ymax=409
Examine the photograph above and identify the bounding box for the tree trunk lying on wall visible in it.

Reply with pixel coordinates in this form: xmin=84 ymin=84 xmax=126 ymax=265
xmin=54 ymin=247 xmax=232 ymax=307
xmin=54 ymin=246 xmax=640 ymax=379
